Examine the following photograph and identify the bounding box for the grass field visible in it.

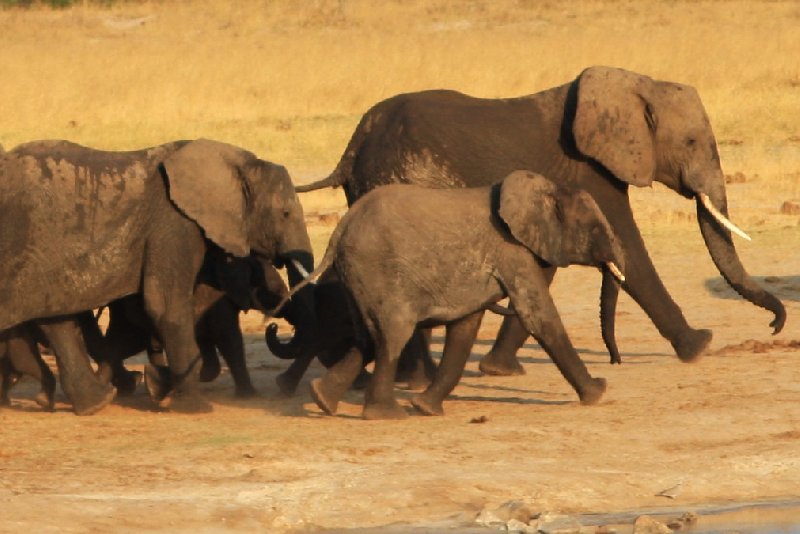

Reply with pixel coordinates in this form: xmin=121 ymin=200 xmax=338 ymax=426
xmin=1 ymin=0 xmax=799 ymax=239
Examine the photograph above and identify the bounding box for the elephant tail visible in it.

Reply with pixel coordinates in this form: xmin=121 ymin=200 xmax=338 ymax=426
xmin=486 ymin=303 xmax=516 ymax=316
xmin=295 ymin=172 xmax=344 ymax=193
xmin=296 ymin=104 xmax=383 ymax=194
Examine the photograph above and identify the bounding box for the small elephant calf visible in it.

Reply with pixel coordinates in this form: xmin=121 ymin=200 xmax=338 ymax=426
xmin=286 ymin=170 xmax=626 ymax=419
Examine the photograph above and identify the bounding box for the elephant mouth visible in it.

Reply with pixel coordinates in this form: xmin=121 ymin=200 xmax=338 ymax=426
xmin=697 ymin=193 xmax=751 ymax=241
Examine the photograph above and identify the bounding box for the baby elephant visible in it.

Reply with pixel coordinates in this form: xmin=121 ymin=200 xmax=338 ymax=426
xmin=287 ymin=170 xmax=626 ymax=419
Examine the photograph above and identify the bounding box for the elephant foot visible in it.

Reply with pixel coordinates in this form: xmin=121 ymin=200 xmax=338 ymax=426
xmin=578 ymin=377 xmax=607 ymax=406
xmin=478 ymin=351 xmax=525 ymax=376
xmin=71 ymin=382 xmax=117 ymax=416
xmin=34 ymin=390 xmax=55 ymax=411
xmin=309 ymin=378 xmax=341 ymax=415
xmin=199 ymin=360 xmax=221 ymax=383
xmin=673 ymin=329 xmax=712 ymax=363
xmin=275 ymin=370 xmax=301 ymax=397
xmin=113 ymin=369 xmax=143 ymax=397
xmin=234 ymin=384 xmax=258 ymax=399
xmin=362 ymin=400 xmax=408 ymax=420
xmin=409 ymin=392 xmax=444 ymax=416
xmin=144 ymin=364 xmax=172 ymax=408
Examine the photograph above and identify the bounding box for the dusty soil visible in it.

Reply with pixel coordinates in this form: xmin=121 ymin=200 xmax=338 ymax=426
xmin=2 ymin=193 xmax=800 ymax=532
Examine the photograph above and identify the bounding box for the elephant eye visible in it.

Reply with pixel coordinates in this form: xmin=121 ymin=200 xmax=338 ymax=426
xmin=282 ymin=208 xmax=291 ymax=218
xmin=686 ymin=137 xmax=696 ymax=147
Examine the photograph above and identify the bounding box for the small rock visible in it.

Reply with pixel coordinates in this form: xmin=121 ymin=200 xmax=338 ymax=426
xmin=506 ymin=517 xmax=536 ymax=533
xmin=595 ymin=526 xmax=617 ymax=534
xmin=780 ymin=200 xmax=800 ymax=215
xmin=632 ymin=515 xmax=673 ymax=534
xmin=243 ymin=452 xmax=255 ymax=459
xmin=470 ymin=415 xmax=489 ymax=424
xmin=667 ymin=512 xmax=697 ymax=530
xmin=493 ymin=500 xmax=535 ymax=523
xmin=475 ymin=508 xmax=505 ymax=528
xmin=533 ymin=512 xmax=583 ymax=534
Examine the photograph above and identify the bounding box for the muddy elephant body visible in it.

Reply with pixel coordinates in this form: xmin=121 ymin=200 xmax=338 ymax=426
xmin=298 ymin=66 xmax=784 ymax=371
xmin=0 ymin=139 xmax=314 ymax=414
xmin=291 ymin=172 xmax=626 ymax=419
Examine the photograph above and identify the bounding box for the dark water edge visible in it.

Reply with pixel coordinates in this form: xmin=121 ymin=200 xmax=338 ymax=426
xmin=312 ymin=499 xmax=800 ymax=533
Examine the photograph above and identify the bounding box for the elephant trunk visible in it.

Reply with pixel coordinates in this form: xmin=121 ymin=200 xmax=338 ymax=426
xmin=695 ymin=189 xmax=786 ymax=334
xmin=265 ymin=322 xmax=319 ymax=360
xmin=277 ymin=249 xmax=317 ymax=328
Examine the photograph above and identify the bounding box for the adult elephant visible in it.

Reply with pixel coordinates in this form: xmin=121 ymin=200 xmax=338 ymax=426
xmin=296 ymin=66 xmax=784 ymax=371
xmin=0 ymin=139 xmax=315 ymax=414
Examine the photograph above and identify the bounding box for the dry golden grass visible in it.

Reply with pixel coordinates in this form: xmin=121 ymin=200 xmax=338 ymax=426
xmin=0 ymin=0 xmax=798 ymax=233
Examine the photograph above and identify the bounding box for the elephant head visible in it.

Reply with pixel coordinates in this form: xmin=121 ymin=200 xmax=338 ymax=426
xmin=497 ymin=170 xmax=626 ymax=282
xmin=160 ymin=139 xmax=316 ymax=320
xmin=572 ymin=66 xmax=784 ymax=332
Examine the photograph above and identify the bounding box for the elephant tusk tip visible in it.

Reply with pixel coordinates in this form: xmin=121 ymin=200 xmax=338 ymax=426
xmin=606 ymin=262 xmax=625 ymax=283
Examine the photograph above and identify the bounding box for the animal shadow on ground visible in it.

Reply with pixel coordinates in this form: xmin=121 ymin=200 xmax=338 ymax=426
xmin=705 ymin=275 xmax=800 ymax=302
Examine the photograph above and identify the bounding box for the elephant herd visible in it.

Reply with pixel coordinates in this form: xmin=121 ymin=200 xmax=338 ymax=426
xmin=0 ymin=66 xmax=785 ymax=419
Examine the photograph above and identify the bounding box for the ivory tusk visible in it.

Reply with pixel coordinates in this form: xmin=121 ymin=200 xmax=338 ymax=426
xmin=698 ymin=193 xmax=752 ymax=241
xmin=607 ymin=261 xmax=626 ymax=283
xmin=290 ymin=258 xmax=311 ymax=279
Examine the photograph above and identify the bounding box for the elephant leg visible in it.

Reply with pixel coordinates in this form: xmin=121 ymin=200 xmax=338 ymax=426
xmin=411 ymin=311 xmax=484 ymax=416
xmin=309 ymin=347 xmax=364 ymax=415
xmin=209 ymin=308 xmax=257 ymax=398
xmin=276 ymin=354 xmax=315 ymax=397
xmin=600 ymin=197 xmax=711 ymax=361
xmin=362 ymin=318 xmax=415 ymax=420
xmin=503 ymin=266 xmax=606 ymax=404
xmin=78 ymin=310 xmax=144 ymax=396
xmin=0 ymin=352 xmax=18 ymax=406
xmin=480 ymin=267 xmax=556 ymax=376
xmin=142 ymin=281 xmax=208 ymax=412
xmin=395 ymin=327 xmax=434 ymax=390
xmin=38 ymin=317 xmax=116 ymax=415
xmin=7 ymin=328 xmax=56 ymax=410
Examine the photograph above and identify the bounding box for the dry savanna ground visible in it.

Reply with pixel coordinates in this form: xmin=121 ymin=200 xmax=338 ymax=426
xmin=1 ymin=1 xmax=800 ymax=532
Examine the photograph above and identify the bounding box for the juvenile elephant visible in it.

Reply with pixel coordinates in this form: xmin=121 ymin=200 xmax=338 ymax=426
xmin=287 ymin=171 xmax=626 ymax=420
xmin=297 ymin=65 xmax=784 ymax=374
xmin=0 ymin=139 xmax=315 ymax=414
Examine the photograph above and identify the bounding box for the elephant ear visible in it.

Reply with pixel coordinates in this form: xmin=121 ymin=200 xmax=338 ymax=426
xmin=497 ymin=170 xmax=569 ymax=267
xmin=573 ymin=66 xmax=656 ymax=187
xmin=162 ymin=139 xmax=253 ymax=257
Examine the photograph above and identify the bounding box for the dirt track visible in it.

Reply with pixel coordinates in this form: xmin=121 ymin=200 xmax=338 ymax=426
xmin=2 ymin=198 xmax=799 ymax=532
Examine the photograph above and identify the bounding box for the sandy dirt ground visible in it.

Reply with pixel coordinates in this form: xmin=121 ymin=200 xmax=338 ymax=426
xmin=2 ymin=185 xmax=800 ymax=533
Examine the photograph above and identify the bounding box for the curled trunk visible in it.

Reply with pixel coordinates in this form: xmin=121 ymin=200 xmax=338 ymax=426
xmin=265 ymin=323 xmax=320 ymax=360
xmin=696 ymin=198 xmax=785 ymax=333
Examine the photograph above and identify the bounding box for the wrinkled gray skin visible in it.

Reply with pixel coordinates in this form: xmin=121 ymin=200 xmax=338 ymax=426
xmin=287 ymin=171 xmax=626 ymax=420
xmin=0 ymin=139 xmax=315 ymax=415
xmin=297 ymin=65 xmax=785 ymax=374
